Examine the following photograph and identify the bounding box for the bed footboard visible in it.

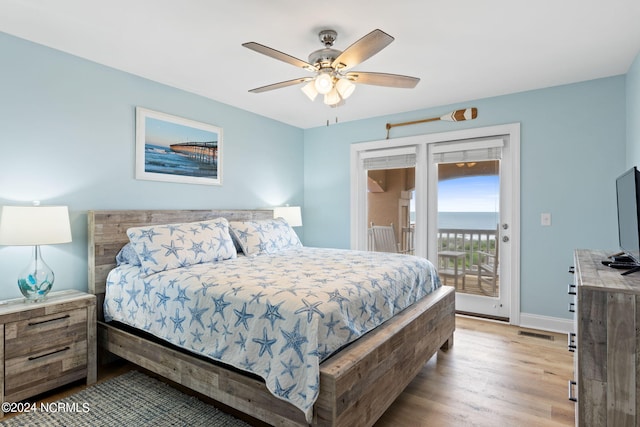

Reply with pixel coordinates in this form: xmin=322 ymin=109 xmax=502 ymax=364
xmin=315 ymin=285 xmax=455 ymax=426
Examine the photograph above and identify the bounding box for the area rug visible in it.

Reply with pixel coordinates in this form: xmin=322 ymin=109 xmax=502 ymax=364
xmin=0 ymin=371 xmax=251 ymax=427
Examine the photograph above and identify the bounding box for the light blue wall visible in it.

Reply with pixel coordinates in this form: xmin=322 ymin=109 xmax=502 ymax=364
xmin=0 ymin=30 xmax=633 ymax=321
xmin=304 ymin=76 xmax=626 ymax=320
xmin=627 ymin=51 xmax=640 ymax=167
xmin=0 ymin=33 xmax=304 ymax=300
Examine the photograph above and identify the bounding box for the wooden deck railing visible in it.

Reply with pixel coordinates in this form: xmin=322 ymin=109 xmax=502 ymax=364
xmin=368 ymin=226 xmax=498 ymax=273
xmin=437 ymin=228 xmax=498 ymax=273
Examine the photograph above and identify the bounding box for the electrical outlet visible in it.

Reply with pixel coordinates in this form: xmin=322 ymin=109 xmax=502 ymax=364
xmin=541 ymin=213 xmax=551 ymax=226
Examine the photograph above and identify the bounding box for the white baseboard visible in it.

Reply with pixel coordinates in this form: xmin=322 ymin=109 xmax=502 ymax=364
xmin=518 ymin=312 xmax=574 ymax=334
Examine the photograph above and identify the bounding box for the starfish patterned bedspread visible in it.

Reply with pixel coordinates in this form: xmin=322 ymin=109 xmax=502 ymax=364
xmin=104 ymin=247 xmax=441 ymax=422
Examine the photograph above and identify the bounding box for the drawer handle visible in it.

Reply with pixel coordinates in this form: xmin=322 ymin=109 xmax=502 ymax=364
xmin=567 ymin=283 xmax=576 ymax=296
xmin=568 ymin=380 xmax=577 ymax=402
xmin=568 ymin=302 xmax=575 ymax=313
xmin=28 ymin=314 xmax=70 ymax=326
xmin=28 ymin=346 xmax=70 ymax=361
xmin=568 ymin=333 xmax=576 ymax=352
xmin=568 ymin=266 xmax=575 ymax=274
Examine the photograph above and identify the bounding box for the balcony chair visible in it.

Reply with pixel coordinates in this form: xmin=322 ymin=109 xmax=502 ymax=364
xmin=369 ymin=223 xmax=400 ymax=253
xmin=477 ymin=235 xmax=499 ymax=296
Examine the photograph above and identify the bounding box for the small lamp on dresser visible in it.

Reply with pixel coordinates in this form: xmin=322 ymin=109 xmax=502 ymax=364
xmin=0 ymin=205 xmax=72 ymax=302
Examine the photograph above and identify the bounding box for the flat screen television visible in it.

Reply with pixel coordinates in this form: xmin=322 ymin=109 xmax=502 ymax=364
xmin=615 ymin=166 xmax=640 ymax=274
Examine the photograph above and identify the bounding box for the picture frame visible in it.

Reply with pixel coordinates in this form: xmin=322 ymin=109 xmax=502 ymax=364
xmin=135 ymin=107 xmax=222 ymax=185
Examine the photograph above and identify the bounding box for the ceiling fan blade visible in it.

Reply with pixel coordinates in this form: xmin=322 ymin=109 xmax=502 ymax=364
xmin=346 ymin=71 xmax=420 ymax=88
xmin=242 ymin=42 xmax=316 ymax=71
xmin=248 ymin=77 xmax=312 ymax=93
xmin=331 ymin=29 xmax=394 ymax=70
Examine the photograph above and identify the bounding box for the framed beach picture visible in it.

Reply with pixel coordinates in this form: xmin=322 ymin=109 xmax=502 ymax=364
xmin=135 ymin=107 xmax=222 ymax=185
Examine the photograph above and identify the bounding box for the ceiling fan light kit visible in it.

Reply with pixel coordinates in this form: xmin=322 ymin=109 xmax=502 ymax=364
xmin=314 ymin=72 xmax=334 ymax=94
xmin=301 ymin=81 xmax=318 ymax=101
xmin=335 ymin=78 xmax=355 ymax=99
xmin=243 ymin=29 xmax=420 ymax=108
xmin=324 ymin=87 xmax=341 ymax=106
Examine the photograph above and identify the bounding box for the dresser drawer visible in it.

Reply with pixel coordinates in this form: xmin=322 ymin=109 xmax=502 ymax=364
xmin=3 ymin=308 xmax=88 ymax=401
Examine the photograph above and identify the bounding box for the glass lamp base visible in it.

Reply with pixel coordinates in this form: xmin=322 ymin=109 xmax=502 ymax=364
xmin=18 ymin=245 xmax=55 ymax=302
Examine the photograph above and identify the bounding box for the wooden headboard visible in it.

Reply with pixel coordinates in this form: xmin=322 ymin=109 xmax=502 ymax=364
xmin=87 ymin=209 xmax=272 ymax=318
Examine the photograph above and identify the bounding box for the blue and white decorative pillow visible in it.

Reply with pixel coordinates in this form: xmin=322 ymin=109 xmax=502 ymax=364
xmin=229 ymin=217 xmax=302 ymax=256
xmin=127 ymin=218 xmax=236 ymax=276
xmin=115 ymin=243 xmax=141 ymax=266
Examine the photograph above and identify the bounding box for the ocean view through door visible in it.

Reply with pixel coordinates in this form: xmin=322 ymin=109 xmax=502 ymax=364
xmin=351 ymin=123 xmax=520 ymax=324
xmin=429 ymin=139 xmax=511 ymax=320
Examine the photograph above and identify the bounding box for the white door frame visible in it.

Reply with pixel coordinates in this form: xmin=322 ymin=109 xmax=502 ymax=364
xmin=350 ymin=123 xmax=521 ymax=325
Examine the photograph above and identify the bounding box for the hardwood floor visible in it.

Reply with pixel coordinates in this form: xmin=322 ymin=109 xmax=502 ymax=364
xmin=375 ymin=316 xmax=575 ymax=427
xmin=3 ymin=316 xmax=575 ymax=426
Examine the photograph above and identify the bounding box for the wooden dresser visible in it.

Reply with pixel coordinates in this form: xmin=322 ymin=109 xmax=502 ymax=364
xmin=0 ymin=290 xmax=96 ymax=409
xmin=571 ymin=249 xmax=640 ymax=427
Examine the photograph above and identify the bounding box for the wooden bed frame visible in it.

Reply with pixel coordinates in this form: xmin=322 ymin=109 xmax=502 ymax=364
xmin=88 ymin=209 xmax=455 ymax=426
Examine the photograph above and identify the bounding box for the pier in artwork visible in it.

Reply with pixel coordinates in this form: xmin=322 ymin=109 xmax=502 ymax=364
xmin=170 ymin=141 xmax=218 ymax=164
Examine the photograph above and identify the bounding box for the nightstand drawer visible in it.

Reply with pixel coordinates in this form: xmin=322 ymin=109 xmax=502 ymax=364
xmin=4 ymin=308 xmax=87 ymax=359
xmin=4 ymin=340 xmax=87 ymax=401
xmin=3 ymin=307 xmax=89 ymax=402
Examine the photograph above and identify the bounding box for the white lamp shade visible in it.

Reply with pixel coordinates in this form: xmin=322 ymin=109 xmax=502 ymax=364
xmin=314 ymin=73 xmax=333 ymax=95
xmin=323 ymin=87 xmax=341 ymax=106
xmin=273 ymin=206 xmax=302 ymax=227
xmin=336 ymin=78 xmax=355 ymax=99
xmin=301 ymin=81 xmax=318 ymax=101
xmin=0 ymin=206 xmax=72 ymax=246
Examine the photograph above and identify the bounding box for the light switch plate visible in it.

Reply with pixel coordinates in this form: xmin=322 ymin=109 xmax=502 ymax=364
xmin=541 ymin=212 xmax=551 ymax=226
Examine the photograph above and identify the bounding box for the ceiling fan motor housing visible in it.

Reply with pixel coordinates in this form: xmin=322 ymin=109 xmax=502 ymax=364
xmin=308 ymin=48 xmax=341 ymax=69
xmin=318 ymin=29 xmax=337 ymax=47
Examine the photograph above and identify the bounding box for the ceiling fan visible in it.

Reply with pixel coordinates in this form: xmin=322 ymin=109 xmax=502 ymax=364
xmin=242 ymin=29 xmax=420 ymax=107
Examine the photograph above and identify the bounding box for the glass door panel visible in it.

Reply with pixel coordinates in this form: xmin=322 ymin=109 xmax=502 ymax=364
xmin=437 ymin=161 xmax=500 ymax=298
xmin=367 ymin=167 xmax=415 ymax=254
xmin=428 ymin=137 xmax=511 ymax=321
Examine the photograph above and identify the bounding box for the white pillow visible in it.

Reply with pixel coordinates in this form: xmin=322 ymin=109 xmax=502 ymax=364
xmin=229 ymin=217 xmax=302 ymax=256
xmin=127 ymin=217 xmax=236 ymax=276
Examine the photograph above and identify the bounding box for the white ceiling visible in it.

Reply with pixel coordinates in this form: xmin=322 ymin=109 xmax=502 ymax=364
xmin=2 ymin=0 xmax=639 ymax=129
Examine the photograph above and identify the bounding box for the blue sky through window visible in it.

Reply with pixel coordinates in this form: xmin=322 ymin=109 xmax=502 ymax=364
xmin=438 ymin=175 xmax=500 ymax=212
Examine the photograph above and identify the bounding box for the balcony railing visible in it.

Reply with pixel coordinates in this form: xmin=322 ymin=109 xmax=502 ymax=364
xmin=368 ymin=226 xmax=499 ymax=296
xmin=437 ymin=228 xmax=498 ymax=273
xmin=368 ymin=226 xmax=497 ymax=261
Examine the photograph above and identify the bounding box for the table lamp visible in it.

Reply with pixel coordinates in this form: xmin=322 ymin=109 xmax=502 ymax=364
xmin=0 ymin=205 xmax=72 ymax=301
xmin=273 ymin=206 xmax=302 ymax=227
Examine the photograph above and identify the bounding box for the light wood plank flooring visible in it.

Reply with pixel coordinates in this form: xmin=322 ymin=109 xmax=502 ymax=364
xmin=376 ymin=316 xmax=575 ymax=426
xmin=4 ymin=316 xmax=575 ymax=426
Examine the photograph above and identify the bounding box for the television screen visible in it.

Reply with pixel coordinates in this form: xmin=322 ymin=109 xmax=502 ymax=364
xmin=616 ymin=166 xmax=640 ymax=264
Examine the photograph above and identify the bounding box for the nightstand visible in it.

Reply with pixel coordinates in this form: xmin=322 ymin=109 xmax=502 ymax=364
xmin=0 ymin=290 xmax=96 ymax=408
